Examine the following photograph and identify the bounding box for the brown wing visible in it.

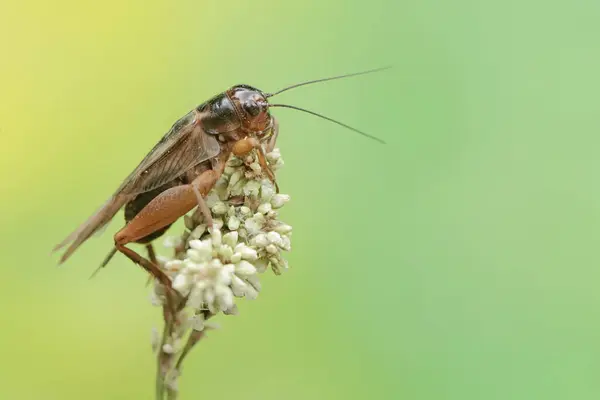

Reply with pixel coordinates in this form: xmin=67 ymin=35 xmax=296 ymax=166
xmin=54 ymin=109 xmax=221 ymax=263
xmin=114 ymin=110 xmax=221 ymax=195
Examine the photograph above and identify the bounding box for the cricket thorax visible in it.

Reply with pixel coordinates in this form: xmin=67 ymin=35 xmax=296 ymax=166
xmin=199 ymin=94 xmax=242 ymax=135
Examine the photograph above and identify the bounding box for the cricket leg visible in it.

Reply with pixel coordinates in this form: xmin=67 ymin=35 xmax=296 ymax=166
xmin=266 ymin=116 xmax=279 ymax=153
xmin=144 ymin=244 xmax=158 ymax=287
xmin=116 ymin=241 xmax=178 ymax=318
xmin=91 ymin=240 xmax=158 ymax=283
xmin=88 ymin=247 xmax=118 ymax=279
xmin=113 ymin=168 xmax=224 ymax=286
xmin=192 ymin=182 xmax=213 ymax=228
xmin=146 ymin=243 xmax=158 ymax=264
xmin=256 ymin=148 xmax=279 ymax=193
xmin=115 ymin=242 xmax=172 ymax=288
xmin=233 ymin=136 xmax=279 ymax=192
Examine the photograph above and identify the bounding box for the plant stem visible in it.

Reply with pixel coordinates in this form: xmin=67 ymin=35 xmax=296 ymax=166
xmin=156 ymin=311 xmax=172 ymax=400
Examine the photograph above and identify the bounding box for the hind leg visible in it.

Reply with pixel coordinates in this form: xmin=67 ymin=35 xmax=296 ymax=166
xmin=146 ymin=243 xmax=158 ymax=264
xmin=144 ymin=244 xmax=158 ymax=287
xmin=113 ymin=168 xmax=223 ymax=286
xmin=115 ymin=242 xmax=172 ymax=287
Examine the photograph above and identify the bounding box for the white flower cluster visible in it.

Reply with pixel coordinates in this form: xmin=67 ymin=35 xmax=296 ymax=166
xmin=153 ymin=147 xmax=292 ymax=320
xmin=150 ymin=147 xmax=291 ymax=398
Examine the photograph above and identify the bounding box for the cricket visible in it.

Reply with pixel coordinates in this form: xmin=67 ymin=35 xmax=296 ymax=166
xmin=52 ymin=67 xmax=388 ymax=287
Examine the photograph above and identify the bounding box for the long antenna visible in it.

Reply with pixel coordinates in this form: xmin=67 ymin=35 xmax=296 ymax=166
xmin=265 ymin=66 xmax=391 ymax=98
xmin=269 ymin=103 xmax=386 ymax=144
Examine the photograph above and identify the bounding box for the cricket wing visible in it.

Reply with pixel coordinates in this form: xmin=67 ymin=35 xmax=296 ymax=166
xmin=53 ymin=194 xmax=134 ymax=263
xmin=54 ymin=109 xmax=221 ymax=263
xmin=117 ymin=113 xmax=220 ymax=196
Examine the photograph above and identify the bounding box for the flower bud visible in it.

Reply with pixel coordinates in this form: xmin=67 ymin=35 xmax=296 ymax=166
xmin=257 ymin=202 xmax=272 ymax=214
xmin=271 ymin=194 xmax=291 ymax=209
xmin=266 ymin=231 xmax=282 ymax=246
xmin=274 ymin=224 xmax=292 ymax=235
xmin=227 ymin=215 xmax=240 ymax=231
xmin=211 ymin=201 xmax=227 ymax=215
xmin=235 ymin=260 xmax=257 ymax=276
xmin=223 ymin=231 xmax=239 ymax=248
xmin=251 ymin=233 xmax=269 ymax=247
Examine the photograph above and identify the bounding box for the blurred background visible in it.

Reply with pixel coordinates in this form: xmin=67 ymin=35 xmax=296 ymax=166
xmin=1 ymin=0 xmax=600 ymax=399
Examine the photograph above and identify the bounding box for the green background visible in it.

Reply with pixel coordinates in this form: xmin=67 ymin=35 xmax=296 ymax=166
xmin=1 ymin=0 xmax=600 ymax=399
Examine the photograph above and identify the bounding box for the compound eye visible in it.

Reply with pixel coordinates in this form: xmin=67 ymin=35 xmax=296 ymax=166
xmin=243 ymin=100 xmax=261 ymax=117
